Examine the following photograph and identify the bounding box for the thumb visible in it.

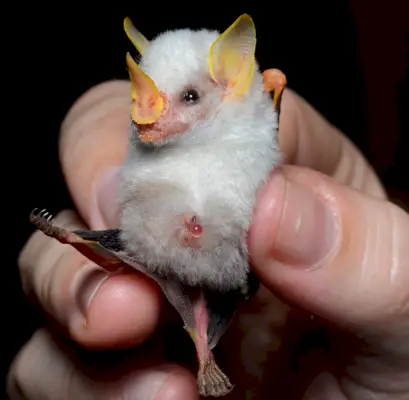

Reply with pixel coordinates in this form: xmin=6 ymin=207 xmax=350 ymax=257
xmin=249 ymin=166 xmax=409 ymax=336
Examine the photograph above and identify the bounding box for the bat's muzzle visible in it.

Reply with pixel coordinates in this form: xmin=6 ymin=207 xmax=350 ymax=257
xmin=137 ymin=99 xmax=191 ymax=144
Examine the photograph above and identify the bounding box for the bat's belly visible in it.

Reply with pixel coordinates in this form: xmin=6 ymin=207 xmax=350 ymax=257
xmin=119 ymin=151 xmax=266 ymax=291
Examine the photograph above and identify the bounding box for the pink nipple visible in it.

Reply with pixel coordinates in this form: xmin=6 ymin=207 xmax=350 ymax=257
xmin=190 ymin=223 xmax=203 ymax=238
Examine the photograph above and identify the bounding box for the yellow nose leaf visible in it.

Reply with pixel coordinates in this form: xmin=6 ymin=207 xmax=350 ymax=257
xmin=126 ymin=53 xmax=164 ymax=124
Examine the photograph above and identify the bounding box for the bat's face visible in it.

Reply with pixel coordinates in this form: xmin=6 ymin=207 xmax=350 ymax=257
xmin=135 ymin=30 xmax=223 ymax=144
xmin=125 ymin=15 xmax=263 ymax=146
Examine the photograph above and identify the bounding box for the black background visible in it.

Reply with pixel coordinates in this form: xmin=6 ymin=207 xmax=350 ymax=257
xmin=4 ymin=1 xmax=408 ymax=397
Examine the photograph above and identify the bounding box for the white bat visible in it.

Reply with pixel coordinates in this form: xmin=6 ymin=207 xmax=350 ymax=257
xmin=30 ymin=13 xmax=287 ymax=397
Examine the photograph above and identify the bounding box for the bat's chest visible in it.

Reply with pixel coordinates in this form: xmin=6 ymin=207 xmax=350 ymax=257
xmin=120 ymin=135 xmax=278 ymax=266
xmin=125 ymin=137 xmax=277 ymax=231
xmin=137 ymin=146 xmax=257 ymax=200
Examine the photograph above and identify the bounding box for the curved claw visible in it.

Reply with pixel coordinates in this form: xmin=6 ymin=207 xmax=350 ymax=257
xmin=29 ymin=208 xmax=64 ymax=238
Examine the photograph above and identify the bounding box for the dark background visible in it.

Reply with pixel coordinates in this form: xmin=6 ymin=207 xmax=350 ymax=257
xmin=5 ymin=1 xmax=408 ymax=397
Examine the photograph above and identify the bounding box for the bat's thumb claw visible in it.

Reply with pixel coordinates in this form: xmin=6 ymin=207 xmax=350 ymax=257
xmin=197 ymin=353 xmax=234 ymax=397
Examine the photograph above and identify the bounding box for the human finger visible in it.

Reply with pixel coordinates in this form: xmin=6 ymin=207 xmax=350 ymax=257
xmin=7 ymin=328 xmax=198 ymax=400
xmin=59 ymin=80 xmax=131 ymax=229
xmin=19 ymin=210 xmax=163 ymax=348
xmin=251 ymin=165 xmax=408 ymax=333
xmin=250 ymin=165 xmax=409 ymax=395
xmin=279 ymin=88 xmax=386 ymax=199
xmin=250 ymin=165 xmax=409 ymax=396
xmin=20 ymin=80 xmax=165 ymax=348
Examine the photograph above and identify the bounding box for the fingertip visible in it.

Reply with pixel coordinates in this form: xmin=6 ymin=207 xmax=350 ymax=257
xmin=156 ymin=367 xmax=199 ymax=400
xmin=122 ymin=364 xmax=198 ymax=400
xmin=61 ymin=80 xmax=130 ymax=134
xmin=249 ymin=166 xmax=344 ymax=315
xmin=70 ymin=272 xmax=163 ymax=349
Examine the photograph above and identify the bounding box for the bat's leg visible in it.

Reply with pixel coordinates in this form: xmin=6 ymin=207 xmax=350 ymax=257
xmin=158 ymin=281 xmax=234 ymax=397
xmin=185 ymin=291 xmax=234 ymax=397
xmin=187 ymin=280 xmax=259 ymax=396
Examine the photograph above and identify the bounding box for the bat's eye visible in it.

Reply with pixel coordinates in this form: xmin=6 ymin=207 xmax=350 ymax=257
xmin=181 ymin=89 xmax=200 ymax=105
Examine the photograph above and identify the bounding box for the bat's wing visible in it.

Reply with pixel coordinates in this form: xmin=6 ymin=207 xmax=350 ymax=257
xmin=263 ymin=68 xmax=287 ymax=118
xmin=29 ymin=209 xmax=153 ymax=277
xmin=30 ymin=209 xmax=258 ymax=397
xmin=29 ymin=209 xmax=251 ymax=341
xmin=203 ymin=269 xmax=260 ymax=350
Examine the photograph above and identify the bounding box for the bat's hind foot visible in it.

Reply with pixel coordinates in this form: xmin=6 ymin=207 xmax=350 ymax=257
xmin=29 ymin=208 xmax=70 ymax=243
xmin=30 ymin=208 xmax=58 ymax=235
xmin=197 ymin=353 xmax=234 ymax=397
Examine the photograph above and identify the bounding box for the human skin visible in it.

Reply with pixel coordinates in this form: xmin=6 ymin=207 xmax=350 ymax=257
xmin=8 ymin=80 xmax=409 ymax=399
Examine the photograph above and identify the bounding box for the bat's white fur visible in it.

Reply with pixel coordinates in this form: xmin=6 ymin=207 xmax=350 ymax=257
xmin=118 ymin=28 xmax=281 ymax=292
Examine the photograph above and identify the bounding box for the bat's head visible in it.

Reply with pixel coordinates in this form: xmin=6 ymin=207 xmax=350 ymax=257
xmin=124 ymin=14 xmax=267 ymax=146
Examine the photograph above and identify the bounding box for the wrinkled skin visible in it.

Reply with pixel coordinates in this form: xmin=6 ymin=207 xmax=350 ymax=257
xmin=8 ymin=80 xmax=409 ymax=400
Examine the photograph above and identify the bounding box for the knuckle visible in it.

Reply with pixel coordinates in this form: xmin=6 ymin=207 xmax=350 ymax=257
xmin=54 ymin=209 xmax=84 ymax=228
xmin=59 ymin=80 xmax=130 ymax=157
xmin=7 ymin=330 xmax=47 ymax=399
xmin=18 ymin=229 xmax=57 ymax=296
xmin=62 ymin=80 xmax=129 ymax=131
xmin=7 ymin=360 xmax=27 ymax=399
xmin=36 ymin=249 xmax=67 ymax=317
xmin=7 ymin=329 xmax=86 ymax=400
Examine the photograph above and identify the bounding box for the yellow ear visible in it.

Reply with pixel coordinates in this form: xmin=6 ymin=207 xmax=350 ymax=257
xmin=124 ymin=17 xmax=149 ymax=55
xmin=208 ymin=14 xmax=256 ymax=98
xmin=126 ymin=53 xmax=165 ymax=124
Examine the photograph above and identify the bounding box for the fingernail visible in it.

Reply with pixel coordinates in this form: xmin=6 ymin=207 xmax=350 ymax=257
xmin=92 ymin=166 xmax=121 ymax=229
xmin=261 ymin=172 xmax=340 ymax=268
xmin=75 ymin=267 xmax=111 ymax=319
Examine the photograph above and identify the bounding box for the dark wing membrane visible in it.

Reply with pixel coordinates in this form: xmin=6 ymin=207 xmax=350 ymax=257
xmin=205 ymin=270 xmax=260 ymax=349
xmin=243 ymin=269 xmax=261 ymax=300
xmin=29 ymin=209 xmax=126 ymax=270
xmin=73 ymin=229 xmax=125 ymax=252
xmin=205 ymin=289 xmax=241 ymax=350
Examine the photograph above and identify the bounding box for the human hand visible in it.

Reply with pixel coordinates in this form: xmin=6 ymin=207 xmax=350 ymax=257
xmin=8 ymin=80 xmax=408 ymax=399
xmin=247 ymin=93 xmax=409 ymax=398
